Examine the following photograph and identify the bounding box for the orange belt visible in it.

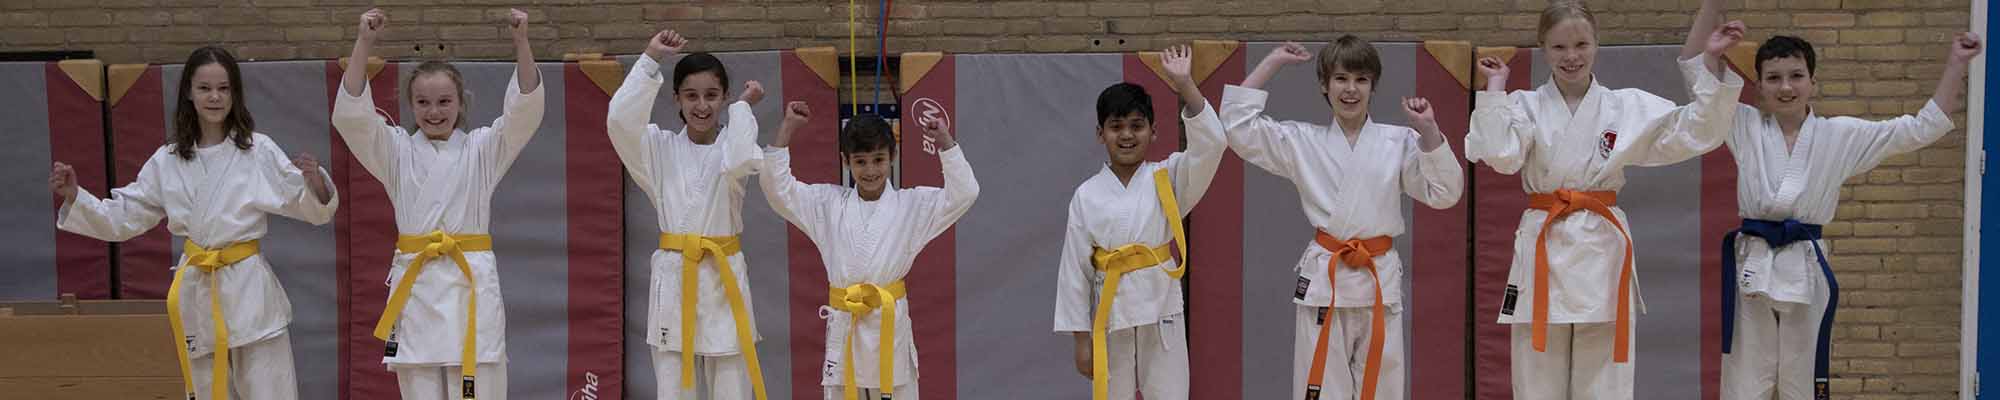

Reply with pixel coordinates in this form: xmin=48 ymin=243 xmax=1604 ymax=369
xmin=1303 ymin=232 xmax=1392 ymax=400
xmin=1526 ymin=189 xmax=1632 ymax=363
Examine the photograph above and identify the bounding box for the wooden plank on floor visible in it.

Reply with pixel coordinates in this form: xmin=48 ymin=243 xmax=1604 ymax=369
xmin=0 ymin=314 xmax=176 ymax=377
xmin=0 ymin=377 xmax=180 ymax=400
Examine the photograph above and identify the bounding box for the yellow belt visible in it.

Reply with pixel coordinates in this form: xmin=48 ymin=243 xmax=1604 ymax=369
xmin=1084 ymin=168 xmax=1189 ymax=400
xmin=826 ymin=280 xmax=908 ymax=400
xmin=376 ymin=231 xmax=493 ymax=400
xmin=167 ymin=239 xmax=259 ymax=400
xmin=657 ymin=233 xmax=767 ymax=400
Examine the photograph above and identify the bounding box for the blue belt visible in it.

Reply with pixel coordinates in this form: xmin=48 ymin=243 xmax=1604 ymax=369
xmin=1721 ymin=218 xmax=1837 ymax=399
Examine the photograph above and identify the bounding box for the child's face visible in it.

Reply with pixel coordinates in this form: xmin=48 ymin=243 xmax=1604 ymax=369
xmin=1540 ymin=18 xmax=1599 ymax=88
xmin=1097 ymin=111 xmax=1154 ymax=168
xmin=676 ymin=71 xmax=727 ymax=135
xmin=188 ymin=63 xmax=234 ymax=129
xmin=410 ymin=73 xmax=462 ymax=140
xmin=1756 ymin=57 xmax=1815 ymax=119
xmin=1322 ymin=67 xmax=1374 ymax=124
xmin=845 ymin=148 xmax=893 ymax=198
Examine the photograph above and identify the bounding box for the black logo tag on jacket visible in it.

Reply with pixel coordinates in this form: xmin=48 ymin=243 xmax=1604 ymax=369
xmin=1501 ymin=284 xmax=1520 ymax=316
xmin=1295 ymin=276 xmax=1311 ymax=300
xmin=384 ymin=325 xmax=400 ymax=357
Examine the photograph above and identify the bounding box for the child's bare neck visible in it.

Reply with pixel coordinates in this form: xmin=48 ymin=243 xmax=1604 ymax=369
xmin=1557 ymin=79 xmax=1591 ymax=111
xmin=198 ymin=122 xmax=229 ymax=147
xmin=1773 ymin=108 xmax=1809 ymax=137
xmin=1334 ymin=116 xmax=1367 ymax=137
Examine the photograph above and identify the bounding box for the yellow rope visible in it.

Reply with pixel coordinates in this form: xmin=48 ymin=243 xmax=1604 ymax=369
xmin=848 ymin=0 xmax=859 ymax=115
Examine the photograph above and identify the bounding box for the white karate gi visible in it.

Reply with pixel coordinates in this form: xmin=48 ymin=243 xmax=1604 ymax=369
xmin=59 ymin=133 xmax=339 ymax=400
xmin=1720 ymin=101 xmax=1953 ymax=400
xmin=1051 ymin=101 xmax=1225 ymax=400
xmin=1466 ymin=54 xmax=1742 ymax=400
xmin=332 ymin=69 xmax=545 ymax=400
xmin=608 ymin=54 xmax=766 ymax=400
xmin=1222 ymin=85 xmax=1465 ymax=400
xmin=761 ymin=144 xmax=979 ymax=400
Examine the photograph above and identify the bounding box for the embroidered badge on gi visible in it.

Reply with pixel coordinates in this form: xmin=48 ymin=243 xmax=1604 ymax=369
xmin=1501 ymin=284 xmax=1521 ymax=316
xmin=1599 ymin=130 xmax=1618 ymax=158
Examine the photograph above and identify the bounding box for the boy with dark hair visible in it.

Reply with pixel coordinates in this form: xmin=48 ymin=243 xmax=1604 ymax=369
xmin=763 ymin=100 xmax=978 ymax=400
xmin=1051 ymin=45 xmax=1224 ymax=400
xmin=1224 ymin=35 xmax=1464 ymax=400
xmin=1705 ymin=2 xmax=1983 ymax=398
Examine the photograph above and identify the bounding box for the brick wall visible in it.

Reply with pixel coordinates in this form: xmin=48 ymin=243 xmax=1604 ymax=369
xmin=0 ymin=0 xmax=1976 ymax=398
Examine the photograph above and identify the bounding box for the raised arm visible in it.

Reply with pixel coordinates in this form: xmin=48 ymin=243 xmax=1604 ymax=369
xmin=1465 ymin=57 xmax=1534 ymax=175
xmin=1220 ymin=44 xmax=1313 ymax=181
xmin=341 ymin=8 xmax=383 ymax=98
xmin=1933 ymin=33 xmax=1982 ymax=113
xmin=1617 ymin=51 xmax=1746 ymax=168
xmin=330 ymin=9 xmax=403 ymax=189
xmin=1160 ymin=45 xmax=1224 ymax=214
xmin=487 ymin=8 xmax=548 ymax=172
xmin=1241 ymin=42 xmax=1309 ymax=90
xmin=719 ymin=81 xmax=766 ymax=178
xmin=1838 ymin=33 xmax=1982 ymax=176
xmin=606 ymin=31 xmax=682 ymax=197
xmin=1399 ymin=98 xmax=1463 ymax=210
xmin=1162 ymin=45 xmax=1205 ymax=117
xmin=759 ymin=102 xmax=841 ymax=231
xmin=508 ymin=9 xmax=539 ymax=94
xmin=913 ymin=118 xmax=978 ymax=241
xmin=1681 ymin=0 xmax=1731 ymax=77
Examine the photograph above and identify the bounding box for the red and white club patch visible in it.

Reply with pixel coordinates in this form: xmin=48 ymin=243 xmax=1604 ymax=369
xmin=1599 ymin=130 xmax=1618 ymax=158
